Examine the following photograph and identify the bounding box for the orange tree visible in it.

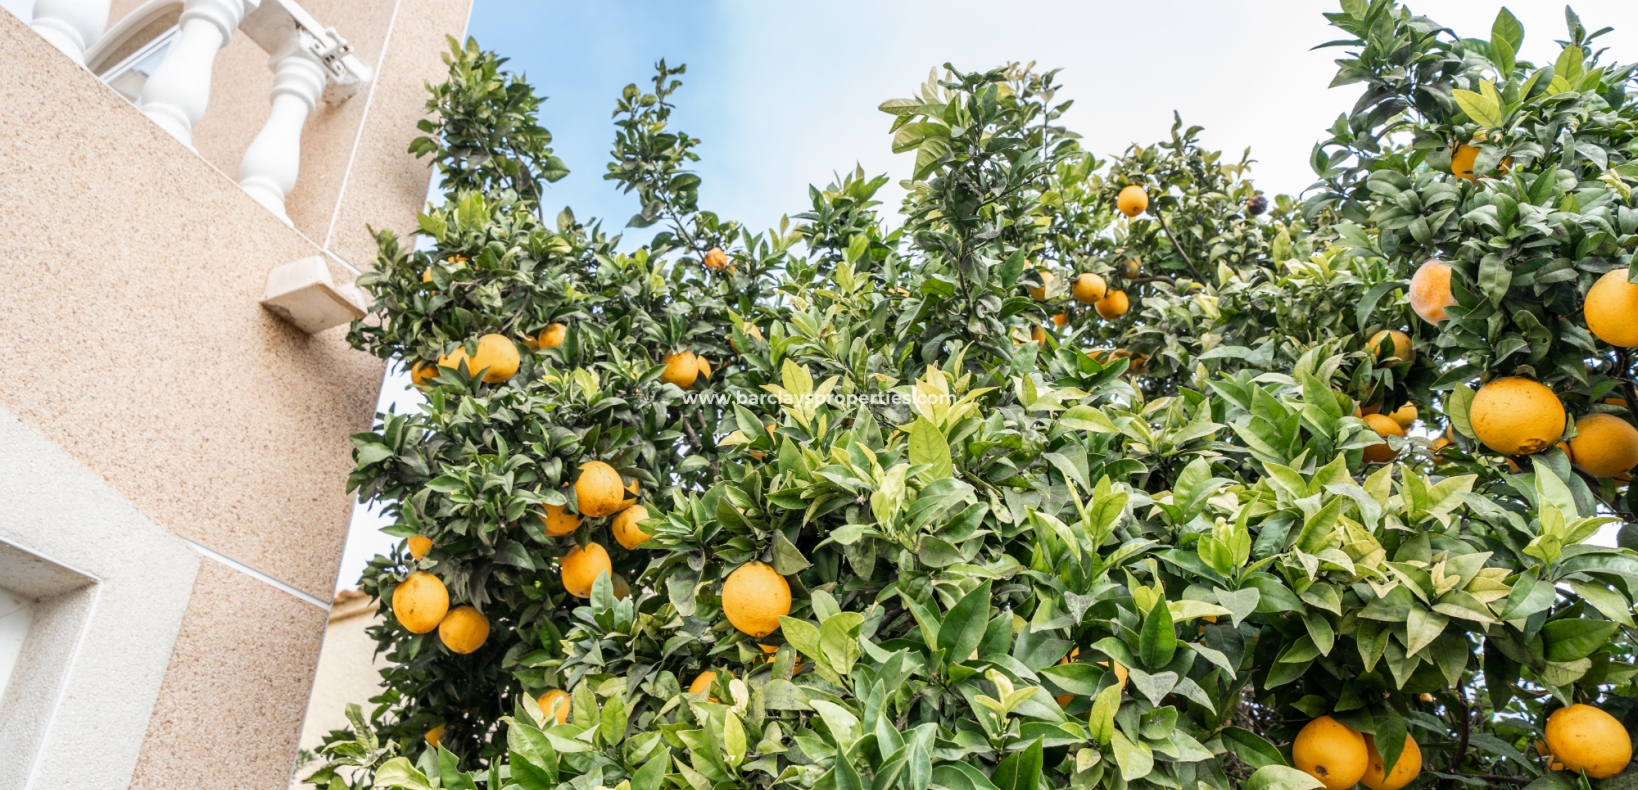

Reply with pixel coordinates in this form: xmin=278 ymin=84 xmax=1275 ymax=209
xmin=308 ymin=4 xmax=1638 ymax=789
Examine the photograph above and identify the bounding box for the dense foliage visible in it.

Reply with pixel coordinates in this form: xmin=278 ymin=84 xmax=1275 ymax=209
xmin=310 ymin=4 xmax=1638 ymax=789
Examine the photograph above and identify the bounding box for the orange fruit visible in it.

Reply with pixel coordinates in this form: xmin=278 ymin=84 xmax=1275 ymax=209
xmin=1387 ymin=403 xmax=1418 ymax=428
xmin=688 ymin=670 xmax=724 ymax=698
xmin=1585 ymin=269 xmax=1638 ymax=347
xmin=574 ymin=461 xmax=630 ymax=517
xmin=1547 ymin=704 xmax=1633 ymax=778
xmin=1027 ymin=271 xmax=1057 ymax=301
xmin=1293 ymin=716 xmax=1369 ymax=790
xmin=535 ymin=323 xmax=567 ymax=350
xmin=660 ymin=350 xmax=699 ymax=388
xmin=1117 ymin=184 xmax=1149 ymax=217
xmin=537 ymin=503 xmax=582 ymax=537
xmin=1362 ymin=734 xmax=1422 ymax=790
xmin=438 ymin=605 xmax=489 ymax=654
xmin=722 ymin=561 xmax=791 ymax=638
xmin=560 ymin=542 xmax=612 ymax=598
xmin=1052 ymin=312 xmax=1069 ymax=327
xmin=695 ymin=355 xmax=713 ymax=380
xmin=1568 ymin=413 xmax=1638 ymax=477
xmin=1362 ymin=413 xmax=1405 ymax=464
xmin=407 ymin=536 xmax=432 ymax=560
xmin=1410 ymin=260 xmax=1458 ymax=325
xmin=425 ymin=724 xmax=445 ymax=747
xmin=439 ymin=334 xmax=520 ymax=384
xmin=1452 ymin=144 xmax=1480 ymax=182
xmin=536 ymin=689 xmax=570 ymax=724
xmin=1030 ymin=325 xmax=1048 ymax=345
xmin=410 ymin=361 xmax=439 ymax=387
xmin=1121 ymin=258 xmax=1141 ymax=279
xmin=392 ymin=572 xmax=449 ymax=634
xmin=703 ymin=248 xmax=729 ymax=270
xmin=612 ymin=504 xmax=653 ymax=550
xmin=1072 ymin=273 xmax=1107 ymax=304
xmin=1471 ymin=378 xmax=1565 ymax=456
xmin=1368 ymin=329 xmax=1414 ymax=365
xmin=1095 ymin=290 xmax=1130 ymax=320
xmin=421 ymin=268 xmax=435 ymax=285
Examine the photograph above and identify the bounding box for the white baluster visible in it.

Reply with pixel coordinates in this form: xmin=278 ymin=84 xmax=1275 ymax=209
xmin=239 ymin=32 xmax=325 ymax=222
xmin=30 ymin=0 xmax=110 ymax=65
xmin=138 ymin=0 xmax=259 ymax=146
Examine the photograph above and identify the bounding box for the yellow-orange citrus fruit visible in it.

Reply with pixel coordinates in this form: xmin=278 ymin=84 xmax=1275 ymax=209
xmin=575 ymin=461 xmax=630 ymax=517
xmin=1072 ymin=273 xmax=1107 ymax=304
xmin=1362 ymin=734 xmax=1422 ymax=790
xmin=537 ymin=689 xmax=570 ymax=724
xmin=703 ymin=247 xmax=729 ymax=270
xmin=1055 ymin=648 xmax=1082 ymax=706
xmin=1293 ymin=716 xmax=1369 ymax=790
xmin=1410 ymin=260 xmax=1458 ymax=325
xmin=1585 ymin=269 xmax=1638 ymax=347
xmin=1363 ymin=413 xmax=1405 ymax=464
xmin=439 ymin=335 xmax=520 ymax=384
xmin=688 ymin=671 xmax=719 ymax=696
xmin=722 ymin=561 xmax=791 ymax=638
xmin=421 ymin=268 xmax=435 ymax=285
xmin=410 ymin=361 xmax=438 ymax=387
xmin=392 ymin=572 xmax=449 ymax=634
xmin=407 ymin=536 xmax=432 ymax=560
xmin=1117 ymin=184 xmax=1149 ymax=217
xmin=537 ymin=503 xmax=582 ymax=537
xmin=1547 ymin=704 xmax=1633 ymax=779
xmin=1452 ymin=144 xmax=1480 ymax=182
xmin=1093 ymin=659 xmax=1129 ymax=689
xmin=1028 ymin=271 xmax=1057 ymax=301
xmin=730 ymin=323 xmax=764 ymax=353
xmin=660 ymin=350 xmax=699 ymax=388
xmin=1030 ymin=325 xmax=1048 ymax=346
xmin=425 ymin=724 xmax=444 ymax=747
xmin=1569 ymin=414 xmax=1638 ymax=478
xmin=560 ymin=542 xmax=612 ymax=599
xmin=1387 ymin=403 xmax=1418 ymax=429
xmin=536 ymin=323 xmax=567 ymax=349
xmin=1052 ymin=312 xmax=1069 ymax=327
xmin=695 ymin=355 xmax=713 ymax=380
xmin=1471 ymin=378 xmax=1565 ymax=456
xmin=1096 ymin=290 xmax=1130 ymax=320
xmin=612 ymin=504 xmax=653 ymax=550
xmin=1368 ymin=329 xmax=1414 ymax=365
xmin=438 ymin=605 xmax=489 ymax=654
xmin=1121 ymin=258 xmax=1141 ymax=279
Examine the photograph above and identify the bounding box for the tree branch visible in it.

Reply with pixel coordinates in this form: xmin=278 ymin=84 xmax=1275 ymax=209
xmin=1152 ymin=208 xmax=1207 ymax=284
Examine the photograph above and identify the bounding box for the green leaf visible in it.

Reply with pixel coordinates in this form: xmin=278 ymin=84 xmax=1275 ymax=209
xmin=1453 ymin=85 xmax=1505 ymax=128
xmin=723 ymin=711 xmax=747 ymax=767
xmin=1138 ymin=599 xmax=1177 ymax=669
xmin=1110 ymin=730 xmax=1154 ymax=782
xmin=1088 ymin=683 xmax=1121 ymax=746
xmin=1543 ymin=619 xmax=1619 ymax=662
xmin=1448 ymin=384 xmax=1477 ymax=439
xmin=771 ymin=531 xmax=812 ymax=575
xmin=373 ymin=758 xmax=435 ymax=790
xmin=990 ymin=738 xmax=1043 ymax=790
xmin=1222 ymin=727 xmax=1287 ymax=769
xmin=1405 ymin=608 xmax=1448 ymax=657
xmin=937 ymin=580 xmax=993 ymax=666
xmin=1243 ymin=765 xmax=1324 ymax=790
xmin=1567 ymin=580 xmax=1634 ymax=627
xmin=908 ymin=417 xmax=953 ymax=480
xmin=832 ymin=747 xmax=863 ymax=790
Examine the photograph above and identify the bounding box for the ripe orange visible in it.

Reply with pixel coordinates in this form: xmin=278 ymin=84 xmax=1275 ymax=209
xmin=1030 ymin=325 xmax=1048 ymax=346
xmin=1368 ymin=329 xmax=1414 ymax=365
xmin=410 ymin=361 xmax=439 ymax=388
xmin=1568 ymin=414 xmax=1638 ymax=478
xmin=407 ymin=536 xmax=432 ymax=560
xmin=1471 ymin=378 xmax=1565 ymax=456
xmin=537 ymin=689 xmax=570 ymax=724
xmin=1363 ymin=413 xmax=1405 ymax=464
xmin=1451 ymin=144 xmax=1480 ymax=182
xmin=1072 ymin=273 xmax=1107 ymax=305
xmin=703 ymin=247 xmax=729 ymax=270
xmin=1052 ymin=312 xmax=1069 ymax=327
xmin=392 ymin=572 xmax=449 ymax=634
xmin=575 ymin=461 xmax=630 ymax=517
xmin=660 ymin=350 xmax=700 ymax=388
xmin=439 ymin=334 xmax=520 ymax=384
xmin=438 ymin=605 xmax=489 ymax=654
xmin=537 ymin=502 xmax=582 ymax=537
xmin=1387 ymin=403 xmax=1418 ymax=428
xmin=1028 ymin=271 xmax=1057 ymax=301
xmin=730 ymin=323 xmax=764 ymax=353
xmin=1096 ymin=290 xmax=1130 ymax=320
xmin=612 ymin=504 xmax=653 ymax=550
xmin=1293 ymin=716 xmax=1368 ymax=790
xmin=688 ymin=670 xmax=722 ymax=697
xmin=1117 ymin=184 xmax=1149 ymax=217
xmin=1585 ymin=269 xmax=1638 ymax=347
xmin=722 ymin=561 xmax=791 ymax=638
xmin=535 ymin=323 xmax=567 ymax=350
xmin=695 ymin=355 xmax=713 ymax=381
xmin=560 ymin=542 xmax=612 ymax=599
xmin=1546 ymin=704 xmax=1633 ymax=778
xmin=1410 ymin=260 xmax=1458 ymax=325
xmin=425 ymin=724 xmax=445 ymax=747
xmin=1362 ymin=734 xmax=1421 ymax=790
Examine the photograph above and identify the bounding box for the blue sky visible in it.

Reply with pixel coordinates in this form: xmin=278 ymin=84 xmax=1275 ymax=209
xmin=333 ymin=0 xmax=1638 ymax=590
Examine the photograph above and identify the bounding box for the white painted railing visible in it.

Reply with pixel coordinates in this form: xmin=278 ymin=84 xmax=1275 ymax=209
xmin=31 ymin=0 xmax=372 ymax=224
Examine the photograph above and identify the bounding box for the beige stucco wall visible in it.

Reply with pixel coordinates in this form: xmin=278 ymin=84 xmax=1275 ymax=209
xmin=289 ymin=591 xmax=389 ymax=787
xmin=0 ymin=0 xmax=471 ymax=784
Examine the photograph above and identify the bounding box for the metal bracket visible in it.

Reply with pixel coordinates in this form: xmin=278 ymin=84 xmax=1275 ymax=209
xmin=242 ymin=0 xmax=373 ymax=103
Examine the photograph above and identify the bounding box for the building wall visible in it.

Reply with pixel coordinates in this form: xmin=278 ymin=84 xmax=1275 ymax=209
xmin=0 ymin=0 xmax=470 ymax=785
xmin=289 ymin=591 xmax=389 ymax=787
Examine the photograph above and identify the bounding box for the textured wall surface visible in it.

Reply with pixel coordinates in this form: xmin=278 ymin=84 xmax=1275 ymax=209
xmin=289 ymin=592 xmax=388 ymax=787
xmin=128 ymin=559 xmax=329 ymax=790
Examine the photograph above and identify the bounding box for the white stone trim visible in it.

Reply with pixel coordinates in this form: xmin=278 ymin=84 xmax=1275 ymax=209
xmin=182 ymin=538 xmax=330 ymax=610
xmin=0 ymin=404 xmax=202 ymax=790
